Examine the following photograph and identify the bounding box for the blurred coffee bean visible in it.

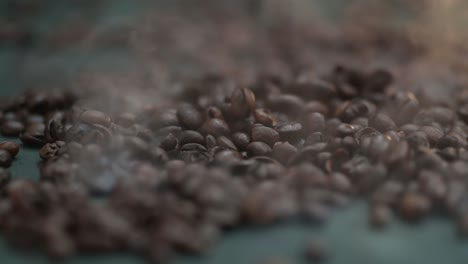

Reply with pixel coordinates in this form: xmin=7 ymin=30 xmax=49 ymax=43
xmin=251 ymin=126 xmax=280 ymax=147
xmin=304 ymin=112 xmax=325 ymax=133
xmin=419 ymin=126 xmax=443 ymax=146
xmin=254 ymin=109 xmax=276 ymax=126
xmin=303 ymin=239 xmax=328 ymax=262
xmin=79 ymin=110 xmax=111 ymax=128
xmin=159 ymin=133 xmax=178 ymax=151
xmin=399 ymin=192 xmax=431 ymax=222
xmin=232 ymin=132 xmax=250 ymax=150
xmin=275 ymin=122 xmax=302 ymax=142
xmin=0 ymin=150 xmax=13 ymax=167
xmin=231 ymin=88 xmax=255 ymax=119
xmin=0 ymin=141 xmax=20 ymax=157
xmin=1 ymin=120 xmax=24 ymax=136
xmin=247 ymin=142 xmax=272 ymax=157
xmin=369 ymin=204 xmax=392 ymax=229
xmin=369 ymin=113 xmax=396 ymax=133
xmin=202 ymin=118 xmax=230 ymax=136
xmin=267 ymin=94 xmax=304 ymax=116
xmin=177 ymin=104 xmax=203 ymax=130
xmin=272 ymin=142 xmax=297 ymax=164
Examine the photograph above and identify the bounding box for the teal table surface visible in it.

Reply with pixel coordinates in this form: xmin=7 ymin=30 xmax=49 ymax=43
xmin=1 ymin=1 xmax=467 ymax=263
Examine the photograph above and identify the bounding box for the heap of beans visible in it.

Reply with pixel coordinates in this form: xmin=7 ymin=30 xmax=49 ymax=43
xmin=1 ymin=64 xmax=468 ymax=262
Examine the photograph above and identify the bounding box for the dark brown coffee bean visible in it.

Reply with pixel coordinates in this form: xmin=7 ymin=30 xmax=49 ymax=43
xmin=304 ymin=101 xmax=329 ymax=115
xmin=366 ymin=69 xmax=393 ymax=92
xmin=291 ymin=77 xmax=337 ymax=100
xmin=304 ymin=112 xmax=325 ymax=133
xmin=179 ymin=130 xmax=205 ymax=145
xmin=251 ymin=126 xmax=280 ymax=146
xmin=247 ymin=141 xmax=272 ymax=157
xmin=399 ymin=192 xmax=431 ymax=222
xmin=272 ymin=142 xmax=297 ymax=164
xmin=335 ymin=123 xmax=358 ymax=137
xmin=177 ymin=104 xmax=203 ymax=130
xmin=369 ymin=204 xmax=392 ymax=229
xmin=206 ymin=106 xmax=223 ymax=119
xmin=419 ymin=126 xmax=443 ymax=146
xmin=79 ymin=110 xmax=111 ymax=128
xmin=303 ymin=239 xmax=328 ymax=262
xmin=232 ymin=132 xmax=250 ymax=150
xmin=267 ymin=94 xmax=304 ymax=116
xmin=400 ymin=124 xmax=419 ymax=134
xmin=201 ymin=118 xmax=230 ymax=136
xmin=159 ymin=133 xmax=178 ymax=151
xmin=231 ymin=88 xmax=256 ymax=119
xmin=0 ymin=168 xmax=10 ymax=188
xmin=0 ymin=141 xmax=20 ymax=157
xmin=216 ymin=136 xmax=237 ymax=151
xmin=370 ymin=113 xmax=396 ymax=132
xmin=385 ymin=140 xmax=409 ymax=164
xmin=328 ymin=172 xmax=352 ymax=193
xmin=1 ymin=120 xmax=24 ymax=136
xmin=275 ymin=122 xmax=302 ymax=142
xmin=306 ymin=132 xmax=323 ymax=145
xmin=39 ymin=141 xmax=65 ymax=160
xmin=0 ymin=150 xmax=13 ymax=167
xmin=205 ymin=134 xmax=217 ymax=149
xmin=254 ymin=109 xmax=276 ymax=126
xmin=407 ymin=131 xmax=430 ymax=149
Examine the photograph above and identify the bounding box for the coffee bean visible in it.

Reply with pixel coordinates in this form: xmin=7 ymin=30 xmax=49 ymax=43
xmin=232 ymin=132 xmax=250 ymax=150
xmin=399 ymin=192 xmax=431 ymax=222
xmin=159 ymin=133 xmax=178 ymax=151
xmin=179 ymin=130 xmax=205 ymax=145
xmin=39 ymin=141 xmax=65 ymax=160
xmin=254 ymin=109 xmax=276 ymax=126
xmin=205 ymin=134 xmax=217 ymax=149
xmin=275 ymin=122 xmax=302 ymax=142
xmin=407 ymin=131 xmax=430 ymax=149
xmin=370 ymin=113 xmax=396 ymax=132
xmin=0 ymin=168 xmax=11 ymax=188
xmin=306 ymin=132 xmax=323 ymax=145
xmin=418 ymin=126 xmax=443 ymax=146
xmin=0 ymin=150 xmax=13 ymax=167
xmin=304 ymin=112 xmax=325 ymax=133
xmin=79 ymin=110 xmax=111 ymax=128
xmin=201 ymin=118 xmax=230 ymax=136
xmin=272 ymin=142 xmax=297 ymax=164
xmin=246 ymin=142 xmax=272 ymax=157
xmin=177 ymin=104 xmax=203 ymax=130
xmin=267 ymin=94 xmax=304 ymax=116
xmin=0 ymin=141 xmax=20 ymax=157
xmin=335 ymin=123 xmax=358 ymax=137
xmin=1 ymin=120 xmax=24 ymax=136
xmin=231 ymin=88 xmax=255 ymax=119
xmin=369 ymin=204 xmax=392 ymax=229
xmin=304 ymin=101 xmax=329 ymax=115
xmin=216 ymin=136 xmax=237 ymax=151
xmin=251 ymin=126 xmax=280 ymax=146
xmin=206 ymin=106 xmax=223 ymax=119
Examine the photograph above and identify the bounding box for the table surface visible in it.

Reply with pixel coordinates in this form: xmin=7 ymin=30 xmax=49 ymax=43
xmin=1 ymin=1 xmax=467 ymax=263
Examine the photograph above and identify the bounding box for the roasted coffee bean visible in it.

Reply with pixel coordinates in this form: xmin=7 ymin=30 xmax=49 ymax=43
xmin=20 ymin=123 xmax=47 ymax=147
xmin=303 ymin=239 xmax=328 ymax=262
xmin=177 ymin=104 xmax=203 ymax=130
xmin=1 ymin=120 xmax=24 ymax=136
xmin=231 ymin=88 xmax=255 ymax=118
xmin=254 ymin=109 xmax=276 ymax=126
xmin=369 ymin=204 xmax=392 ymax=229
xmin=369 ymin=113 xmax=396 ymax=132
xmin=304 ymin=112 xmax=325 ymax=133
xmin=0 ymin=150 xmax=13 ymax=167
xmin=335 ymin=123 xmax=358 ymax=137
xmin=306 ymin=132 xmax=323 ymax=145
xmin=267 ymin=94 xmax=304 ymax=116
xmin=272 ymin=142 xmax=297 ymax=164
xmin=246 ymin=141 xmax=272 ymax=157
xmin=407 ymin=131 xmax=430 ymax=149
xmin=275 ymin=122 xmax=302 ymax=142
xmin=216 ymin=136 xmax=237 ymax=151
xmin=39 ymin=141 xmax=65 ymax=160
xmin=159 ymin=133 xmax=178 ymax=151
xmin=0 ymin=141 xmax=20 ymax=157
xmin=79 ymin=110 xmax=111 ymax=128
xmin=251 ymin=126 xmax=280 ymax=146
xmin=0 ymin=168 xmax=10 ymax=188
xmin=399 ymin=192 xmax=431 ymax=222
xmin=232 ymin=132 xmax=250 ymax=150
xmin=205 ymin=134 xmax=217 ymax=149
xmin=418 ymin=126 xmax=443 ymax=146
xmin=201 ymin=118 xmax=230 ymax=136
xmin=400 ymin=124 xmax=419 ymax=134
xmin=385 ymin=140 xmax=409 ymax=165
xmin=304 ymin=101 xmax=329 ymax=115
xmin=179 ymin=130 xmax=205 ymax=145
xmin=206 ymin=106 xmax=223 ymax=119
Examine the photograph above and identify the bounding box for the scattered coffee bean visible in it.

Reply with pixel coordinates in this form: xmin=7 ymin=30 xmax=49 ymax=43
xmin=0 ymin=141 xmax=20 ymax=157
xmin=1 ymin=120 xmax=24 ymax=136
xmin=0 ymin=150 xmax=13 ymax=167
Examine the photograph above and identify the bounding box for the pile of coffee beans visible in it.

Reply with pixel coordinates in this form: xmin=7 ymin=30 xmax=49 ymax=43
xmin=1 ymin=63 xmax=468 ymax=262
